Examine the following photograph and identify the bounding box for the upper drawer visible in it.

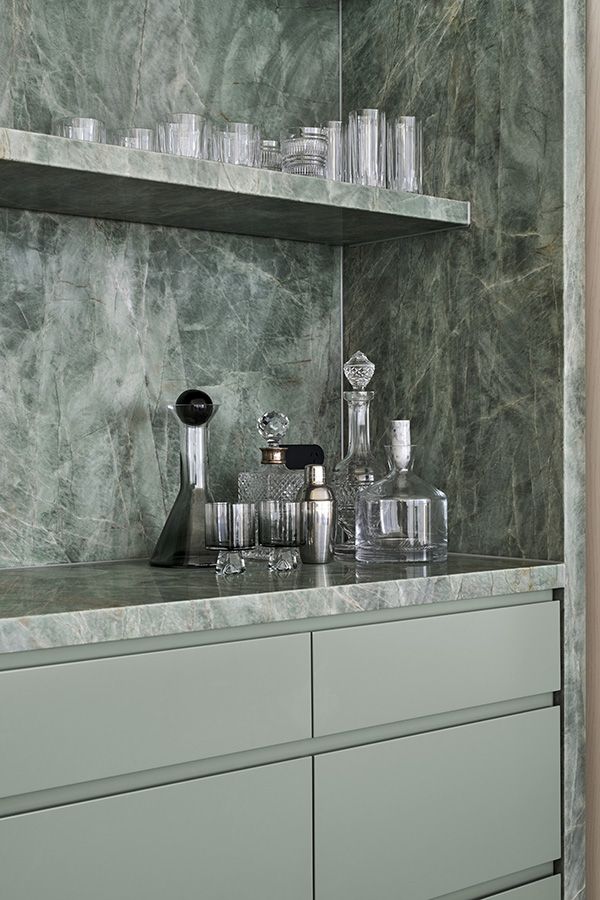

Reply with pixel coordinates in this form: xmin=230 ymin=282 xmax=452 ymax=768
xmin=313 ymin=600 xmax=560 ymax=736
xmin=0 ymin=633 xmax=311 ymax=798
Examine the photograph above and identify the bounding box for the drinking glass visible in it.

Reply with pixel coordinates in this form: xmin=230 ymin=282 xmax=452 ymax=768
xmin=257 ymin=500 xmax=304 ymax=571
xmin=52 ymin=116 xmax=106 ymax=143
xmin=205 ymin=502 xmax=256 ymax=575
xmin=348 ymin=109 xmax=386 ymax=187
xmin=260 ymin=139 xmax=282 ymax=171
xmin=214 ymin=123 xmax=261 ymax=167
xmin=156 ymin=113 xmax=210 ymax=159
xmin=387 ymin=116 xmax=423 ymax=193
xmin=111 ymin=127 xmax=155 ymax=151
xmin=281 ymin=127 xmax=328 ymax=178
xmin=325 ymin=120 xmax=344 ymax=181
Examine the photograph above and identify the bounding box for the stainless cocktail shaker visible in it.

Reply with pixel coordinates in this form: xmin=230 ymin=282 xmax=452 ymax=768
xmin=298 ymin=465 xmax=336 ymax=564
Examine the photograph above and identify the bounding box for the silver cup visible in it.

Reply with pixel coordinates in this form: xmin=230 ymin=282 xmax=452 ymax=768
xmin=257 ymin=500 xmax=304 ymax=571
xmin=205 ymin=502 xmax=255 ymax=575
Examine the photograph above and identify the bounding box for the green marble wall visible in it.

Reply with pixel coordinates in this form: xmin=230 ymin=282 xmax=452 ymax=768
xmin=342 ymin=0 xmax=563 ymax=560
xmin=0 ymin=0 xmax=340 ymax=567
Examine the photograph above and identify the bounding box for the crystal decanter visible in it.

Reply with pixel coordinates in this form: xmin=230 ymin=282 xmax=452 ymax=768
xmin=333 ymin=351 xmax=381 ymax=558
xmin=238 ymin=411 xmax=304 ymax=559
xmin=355 ymin=420 xmax=448 ymax=564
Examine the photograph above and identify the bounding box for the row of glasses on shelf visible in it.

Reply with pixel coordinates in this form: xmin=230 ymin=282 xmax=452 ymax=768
xmin=205 ymin=500 xmax=303 ymax=576
xmin=51 ymin=108 xmax=423 ymax=192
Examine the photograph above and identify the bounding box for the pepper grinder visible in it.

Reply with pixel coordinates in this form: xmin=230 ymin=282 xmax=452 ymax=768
xmin=297 ymin=465 xmax=336 ymax=564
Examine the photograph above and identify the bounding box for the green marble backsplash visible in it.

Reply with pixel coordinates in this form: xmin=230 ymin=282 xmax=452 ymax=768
xmin=342 ymin=0 xmax=563 ymax=560
xmin=0 ymin=0 xmax=341 ymax=567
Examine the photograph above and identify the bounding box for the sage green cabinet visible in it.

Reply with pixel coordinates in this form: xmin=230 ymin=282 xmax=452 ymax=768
xmin=0 ymin=758 xmax=312 ymax=900
xmin=314 ymin=708 xmax=561 ymax=900
xmin=0 ymin=632 xmax=311 ymax=798
xmin=312 ymin=602 xmax=560 ymax=735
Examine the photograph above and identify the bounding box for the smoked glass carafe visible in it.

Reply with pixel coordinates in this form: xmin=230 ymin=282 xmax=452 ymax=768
xmin=355 ymin=420 xmax=448 ymax=564
xmin=150 ymin=390 xmax=218 ymax=567
xmin=333 ymin=351 xmax=380 ymax=558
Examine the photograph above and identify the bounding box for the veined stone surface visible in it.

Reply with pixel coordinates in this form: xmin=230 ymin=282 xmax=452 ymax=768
xmin=342 ymin=0 xmax=564 ymax=561
xmin=0 ymin=555 xmax=564 ymax=653
xmin=0 ymin=0 xmax=341 ymax=567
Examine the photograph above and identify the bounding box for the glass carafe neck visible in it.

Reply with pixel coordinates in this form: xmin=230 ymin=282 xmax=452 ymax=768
xmin=180 ymin=424 xmax=210 ymax=488
xmin=345 ymin=390 xmax=374 ymax=458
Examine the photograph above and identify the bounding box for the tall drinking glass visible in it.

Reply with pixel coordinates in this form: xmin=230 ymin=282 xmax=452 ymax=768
xmin=325 ymin=120 xmax=344 ymax=181
xmin=387 ymin=116 xmax=423 ymax=193
xmin=348 ymin=109 xmax=386 ymax=187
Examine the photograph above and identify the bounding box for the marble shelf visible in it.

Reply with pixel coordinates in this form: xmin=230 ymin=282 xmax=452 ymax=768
xmin=0 ymin=553 xmax=563 ymax=654
xmin=0 ymin=128 xmax=470 ymax=245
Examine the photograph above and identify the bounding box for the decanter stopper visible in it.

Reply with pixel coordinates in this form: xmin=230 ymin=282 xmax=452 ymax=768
xmin=257 ymin=411 xmax=290 ymax=447
xmin=343 ymin=350 xmax=375 ymax=390
xmin=391 ymin=419 xmax=411 ymax=469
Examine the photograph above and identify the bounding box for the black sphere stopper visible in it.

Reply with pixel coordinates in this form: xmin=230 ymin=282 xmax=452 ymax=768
xmin=174 ymin=389 xmax=214 ymax=426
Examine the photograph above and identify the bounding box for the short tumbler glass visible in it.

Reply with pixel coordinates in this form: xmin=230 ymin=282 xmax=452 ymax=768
xmin=156 ymin=113 xmax=210 ymax=159
xmin=205 ymin=502 xmax=256 ymax=575
xmin=214 ymin=123 xmax=261 ymax=167
xmin=258 ymin=500 xmax=304 ymax=571
xmin=281 ymin=127 xmax=328 ymax=178
xmin=52 ymin=116 xmax=106 ymax=143
xmin=348 ymin=109 xmax=386 ymax=187
xmin=112 ymin=127 xmax=155 ymax=151
xmin=260 ymin=139 xmax=282 ymax=171
xmin=387 ymin=116 xmax=423 ymax=193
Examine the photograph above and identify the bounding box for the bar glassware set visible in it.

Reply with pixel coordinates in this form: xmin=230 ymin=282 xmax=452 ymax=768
xmin=50 ymin=109 xmax=423 ymax=192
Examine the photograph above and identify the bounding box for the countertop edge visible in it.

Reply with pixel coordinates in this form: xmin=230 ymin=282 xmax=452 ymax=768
xmin=0 ymin=561 xmax=565 ymax=654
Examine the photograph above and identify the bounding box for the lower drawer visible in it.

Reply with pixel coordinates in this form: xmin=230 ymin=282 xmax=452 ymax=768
xmin=0 ymin=758 xmax=312 ymax=900
xmin=481 ymin=877 xmax=560 ymax=900
xmin=0 ymin=632 xmax=311 ymax=798
xmin=314 ymin=708 xmax=561 ymax=900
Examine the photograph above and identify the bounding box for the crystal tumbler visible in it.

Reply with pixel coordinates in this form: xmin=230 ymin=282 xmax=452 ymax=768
xmin=387 ymin=116 xmax=423 ymax=193
xmin=258 ymin=500 xmax=304 ymax=571
xmin=205 ymin=502 xmax=255 ymax=575
xmin=348 ymin=109 xmax=386 ymax=187
xmin=111 ymin=127 xmax=155 ymax=151
xmin=214 ymin=123 xmax=260 ymax=167
xmin=281 ymin=127 xmax=328 ymax=178
xmin=52 ymin=116 xmax=106 ymax=143
xmin=260 ymin=139 xmax=282 ymax=171
xmin=156 ymin=113 xmax=209 ymax=159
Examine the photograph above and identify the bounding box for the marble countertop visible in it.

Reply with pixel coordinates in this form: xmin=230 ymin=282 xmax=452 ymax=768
xmin=0 ymin=554 xmax=564 ymax=654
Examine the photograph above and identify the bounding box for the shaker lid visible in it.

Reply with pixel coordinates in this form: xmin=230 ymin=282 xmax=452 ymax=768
xmin=304 ymin=464 xmax=326 ymax=485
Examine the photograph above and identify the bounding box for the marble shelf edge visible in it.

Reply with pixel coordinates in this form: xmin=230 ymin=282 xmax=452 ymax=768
xmin=0 ymin=560 xmax=564 ymax=654
xmin=0 ymin=128 xmax=470 ymax=245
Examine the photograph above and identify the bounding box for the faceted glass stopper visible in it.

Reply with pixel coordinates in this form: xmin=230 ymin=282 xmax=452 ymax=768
xmin=343 ymin=350 xmax=375 ymax=390
xmin=257 ymin=410 xmax=290 ymax=446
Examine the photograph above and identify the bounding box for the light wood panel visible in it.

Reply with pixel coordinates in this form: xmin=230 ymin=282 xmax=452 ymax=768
xmin=588 ymin=0 xmax=600 ymax=893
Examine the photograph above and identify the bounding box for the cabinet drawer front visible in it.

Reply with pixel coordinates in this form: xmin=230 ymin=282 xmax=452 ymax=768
xmin=313 ymin=600 xmax=559 ymax=735
xmin=315 ymin=708 xmax=561 ymax=900
xmin=0 ymin=633 xmax=311 ymax=798
xmin=0 ymin=758 xmax=312 ymax=900
xmin=480 ymin=877 xmax=561 ymax=900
